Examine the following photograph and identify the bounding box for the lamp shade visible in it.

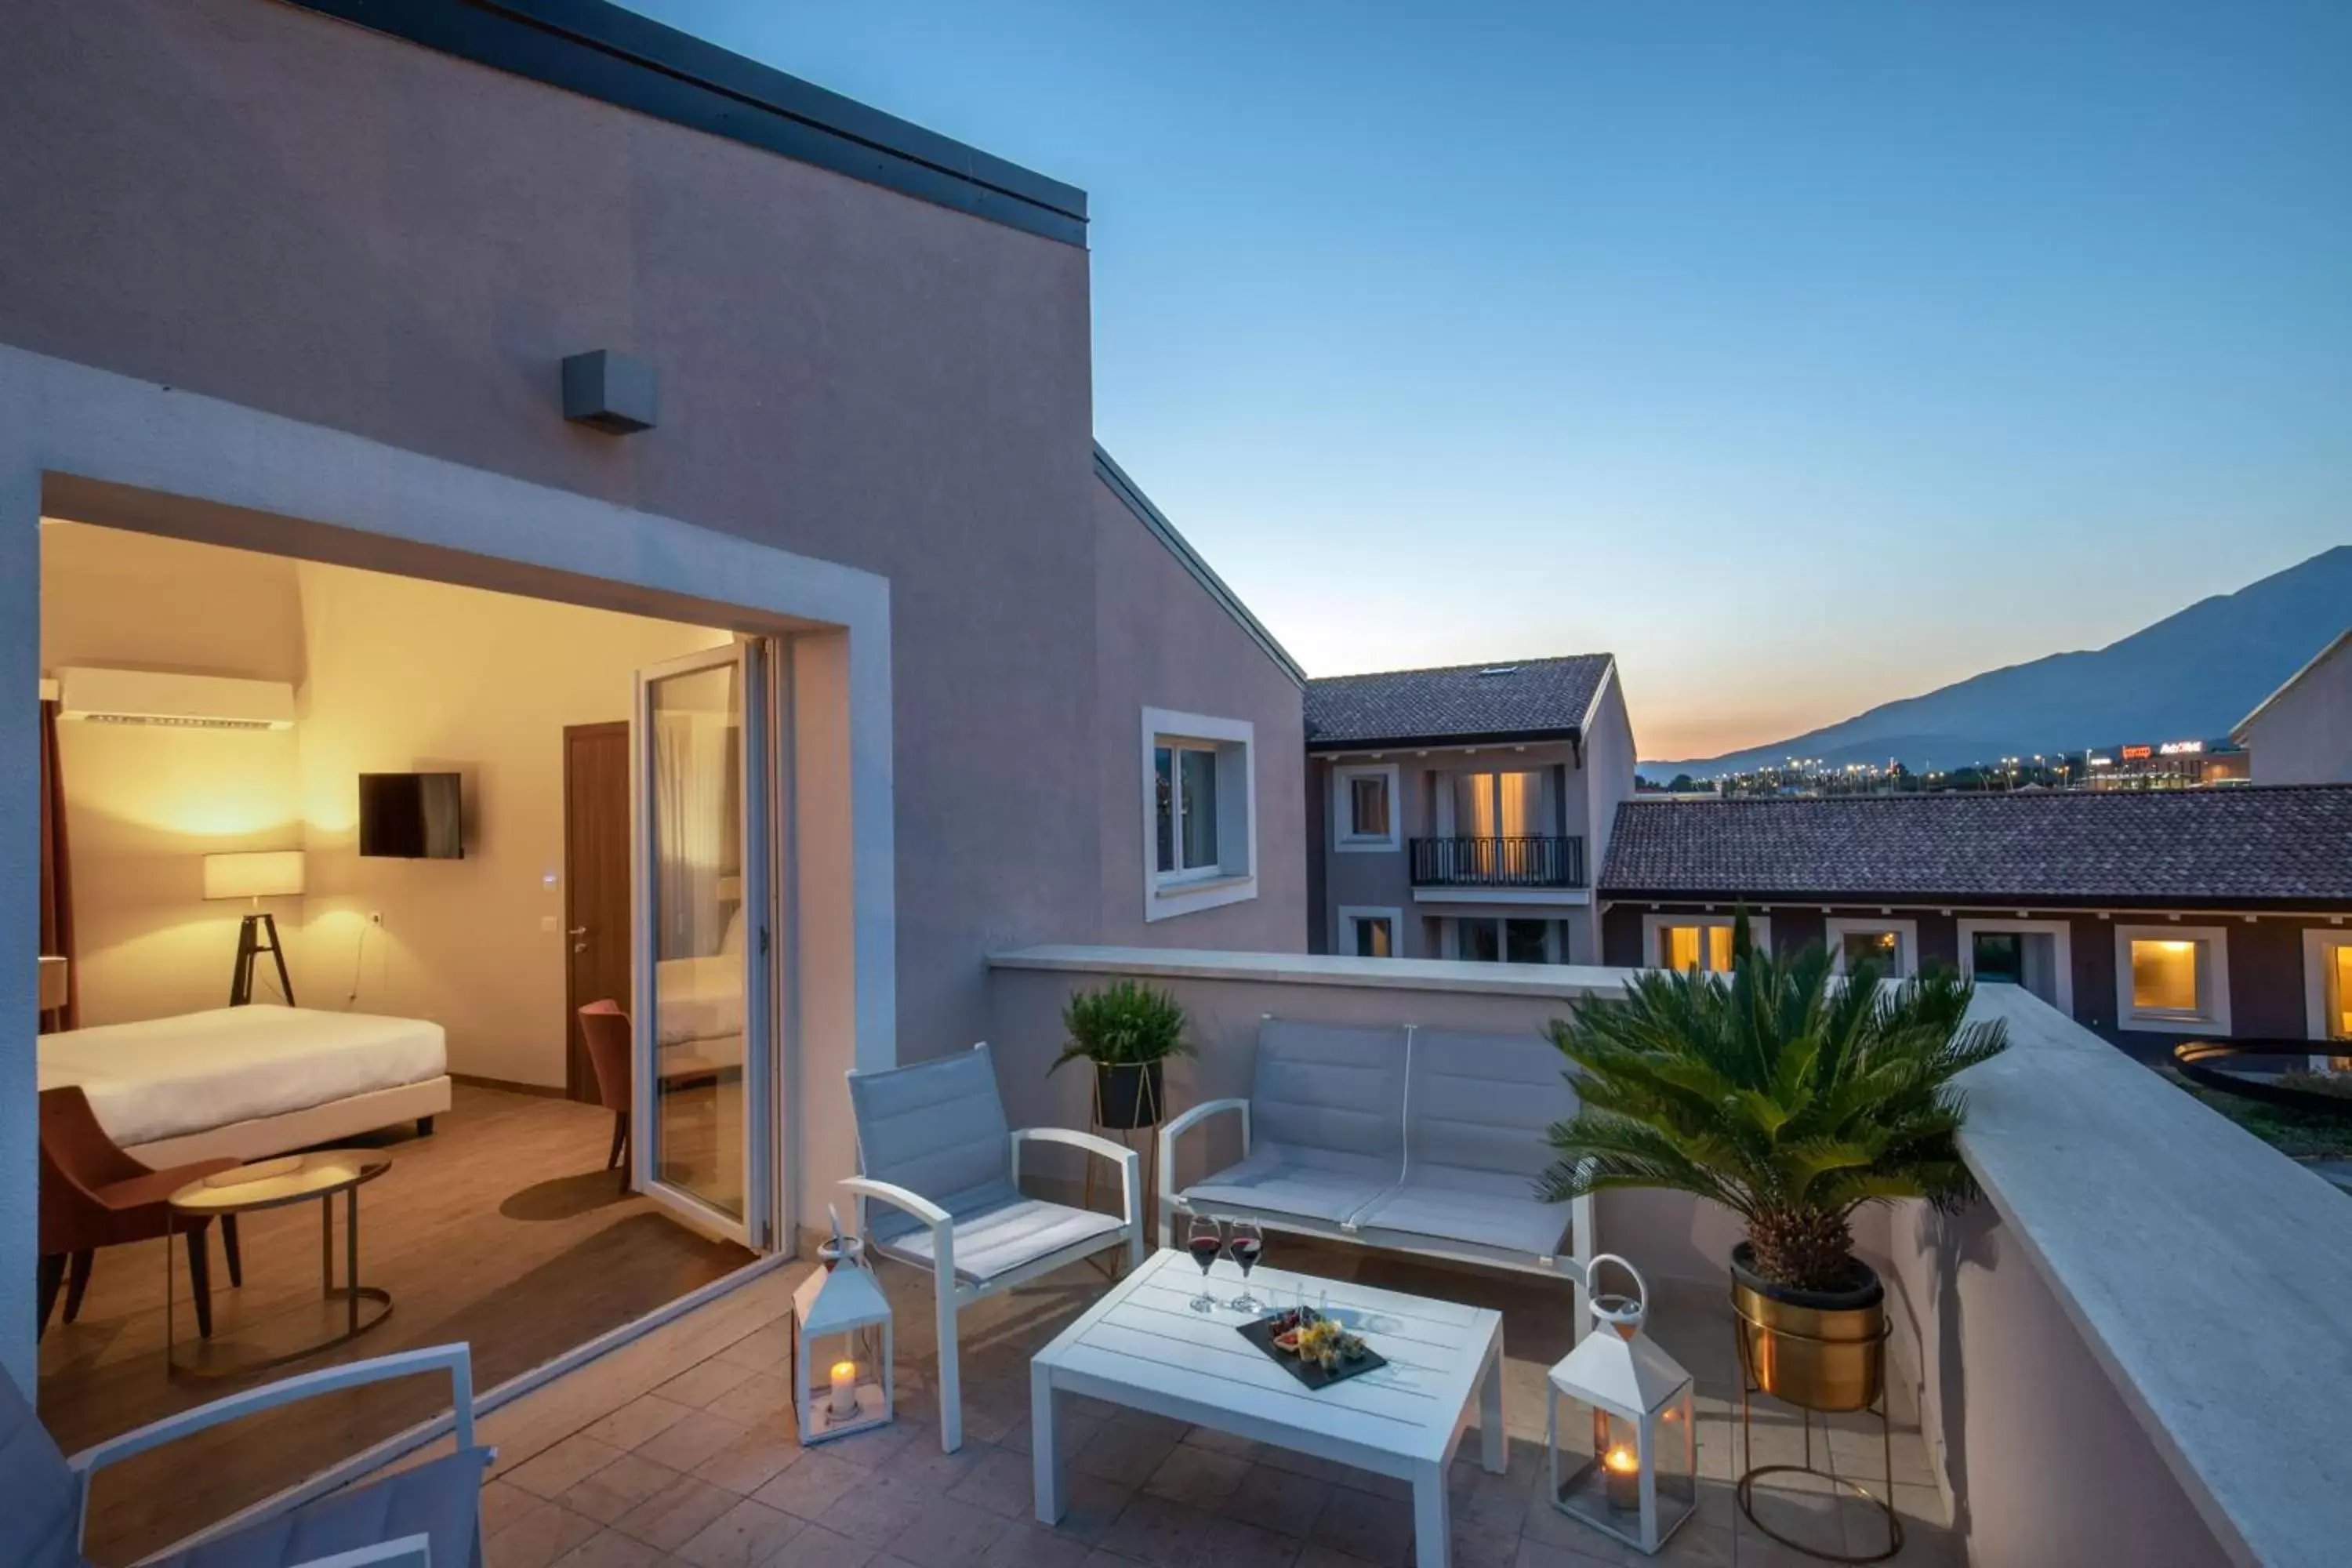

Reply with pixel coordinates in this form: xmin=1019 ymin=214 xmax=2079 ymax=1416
xmin=203 ymin=850 xmax=307 ymax=901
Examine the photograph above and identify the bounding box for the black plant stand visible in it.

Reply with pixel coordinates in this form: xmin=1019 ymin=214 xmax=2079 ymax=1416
xmin=1080 ymin=1066 xmax=1163 ymax=1269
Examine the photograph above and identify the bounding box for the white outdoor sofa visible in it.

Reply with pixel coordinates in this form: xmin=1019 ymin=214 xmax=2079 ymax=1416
xmin=1158 ymin=1018 xmax=1595 ymax=1327
xmin=844 ymin=1043 xmax=1145 ymax=1452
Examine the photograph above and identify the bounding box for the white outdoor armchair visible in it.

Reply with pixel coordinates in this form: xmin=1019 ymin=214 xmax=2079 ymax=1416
xmin=844 ymin=1042 xmax=1145 ymax=1451
xmin=5 ymin=1342 xmax=491 ymax=1568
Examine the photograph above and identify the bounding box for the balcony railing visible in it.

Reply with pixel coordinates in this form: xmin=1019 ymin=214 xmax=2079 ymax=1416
xmin=1408 ymin=834 xmax=1585 ymax=888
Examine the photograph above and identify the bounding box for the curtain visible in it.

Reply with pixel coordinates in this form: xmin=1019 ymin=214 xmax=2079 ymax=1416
xmin=652 ymin=707 xmax=731 ymax=960
xmin=38 ymin=698 xmax=78 ymax=1031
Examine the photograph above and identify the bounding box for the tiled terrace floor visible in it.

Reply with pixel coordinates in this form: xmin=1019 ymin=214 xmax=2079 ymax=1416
xmin=459 ymin=1241 xmax=1955 ymax=1568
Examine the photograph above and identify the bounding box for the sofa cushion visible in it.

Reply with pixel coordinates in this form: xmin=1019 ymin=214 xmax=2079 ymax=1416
xmin=0 ymin=1367 xmax=81 ymax=1568
xmin=160 ymin=1447 xmax=492 ymax=1568
xmin=876 ymin=1196 xmax=1125 ymax=1285
xmin=1180 ymin=1145 xmax=1396 ymax=1228
xmin=1248 ymin=1021 xmax=1409 ymax=1169
xmin=1352 ymin=1167 xmax=1574 ymax=1258
xmin=1403 ymin=1029 xmax=1577 ymax=1182
xmin=848 ymin=1045 xmax=1016 ymax=1243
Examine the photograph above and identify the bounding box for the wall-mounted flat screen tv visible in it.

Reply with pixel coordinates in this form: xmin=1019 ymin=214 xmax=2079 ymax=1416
xmin=359 ymin=772 xmax=464 ymax=859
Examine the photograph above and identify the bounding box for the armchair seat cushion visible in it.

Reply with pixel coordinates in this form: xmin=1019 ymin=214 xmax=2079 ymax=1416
xmin=1349 ymin=1167 xmax=1572 ymax=1258
xmin=158 ymin=1446 xmax=492 ymax=1568
xmin=876 ymin=1197 xmax=1126 ymax=1286
xmin=1180 ymin=1145 xmax=1395 ymax=1229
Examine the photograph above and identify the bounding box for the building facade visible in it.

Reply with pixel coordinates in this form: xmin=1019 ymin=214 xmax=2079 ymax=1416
xmin=2234 ymin=628 xmax=2352 ymax=785
xmin=1597 ymin=789 xmax=2352 ymax=1057
xmin=1305 ymin=655 xmax=1637 ymax=964
xmin=1 ymin=0 xmax=1306 ymax=1393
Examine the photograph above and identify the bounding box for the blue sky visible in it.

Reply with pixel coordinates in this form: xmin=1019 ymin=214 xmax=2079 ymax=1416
xmin=621 ymin=2 xmax=2350 ymax=760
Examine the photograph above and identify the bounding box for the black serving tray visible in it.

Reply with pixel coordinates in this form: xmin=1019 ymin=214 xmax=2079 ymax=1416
xmin=1236 ymin=1311 xmax=1388 ymax=1391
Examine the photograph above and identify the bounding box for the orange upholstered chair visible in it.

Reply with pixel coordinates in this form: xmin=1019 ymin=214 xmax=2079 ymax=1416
xmin=38 ymin=1086 xmax=242 ymax=1340
xmin=578 ymin=1000 xmax=634 ymax=1194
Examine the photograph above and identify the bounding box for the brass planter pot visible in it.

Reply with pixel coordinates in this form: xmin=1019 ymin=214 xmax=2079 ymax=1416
xmin=1730 ymin=1244 xmax=1886 ymax=1414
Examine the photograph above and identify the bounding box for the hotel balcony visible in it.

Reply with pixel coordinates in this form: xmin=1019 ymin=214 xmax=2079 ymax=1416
xmin=1409 ymin=833 xmax=1587 ymax=889
xmin=118 ymin=950 xmax=2346 ymax=1568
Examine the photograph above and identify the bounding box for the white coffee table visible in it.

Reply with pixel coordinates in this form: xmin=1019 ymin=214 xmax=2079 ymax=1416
xmin=1031 ymin=1247 xmax=1504 ymax=1567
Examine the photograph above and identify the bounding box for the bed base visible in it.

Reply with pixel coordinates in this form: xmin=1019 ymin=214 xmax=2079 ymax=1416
xmin=123 ymin=1077 xmax=454 ymax=1168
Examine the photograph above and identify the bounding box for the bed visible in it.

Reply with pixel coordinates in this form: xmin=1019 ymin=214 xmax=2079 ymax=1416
xmin=36 ymin=1004 xmax=452 ymax=1167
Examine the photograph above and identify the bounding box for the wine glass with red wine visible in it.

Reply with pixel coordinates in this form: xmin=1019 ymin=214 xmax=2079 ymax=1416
xmin=1226 ymin=1219 xmax=1265 ymax=1315
xmin=1185 ymin=1211 xmax=1225 ymax=1313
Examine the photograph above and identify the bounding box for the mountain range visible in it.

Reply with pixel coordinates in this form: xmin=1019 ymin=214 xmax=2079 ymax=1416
xmin=1644 ymin=545 xmax=2352 ymax=778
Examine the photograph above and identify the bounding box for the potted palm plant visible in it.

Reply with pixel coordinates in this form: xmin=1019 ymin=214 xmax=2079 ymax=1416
xmin=1541 ymin=918 xmax=2005 ymax=1411
xmin=1051 ymin=978 xmax=1192 ymax=1131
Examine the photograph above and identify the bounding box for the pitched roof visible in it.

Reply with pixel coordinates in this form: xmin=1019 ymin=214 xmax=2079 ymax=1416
xmin=1093 ymin=446 xmax=1305 ymax=688
xmin=1599 ymin=786 xmax=2352 ymax=906
xmin=1305 ymin=655 xmax=1615 ymax=750
xmin=2234 ymin=627 xmax=2352 ymax=740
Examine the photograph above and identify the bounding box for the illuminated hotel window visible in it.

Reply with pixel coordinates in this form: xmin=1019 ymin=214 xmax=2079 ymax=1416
xmin=1646 ymin=915 xmax=1768 ymax=974
xmin=2130 ymin=941 xmax=2201 ymax=1014
xmin=2114 ymin=926 xmax=2230 ymax=1033
xmin=2338 ymin=946 xmax=2352 ymax=1040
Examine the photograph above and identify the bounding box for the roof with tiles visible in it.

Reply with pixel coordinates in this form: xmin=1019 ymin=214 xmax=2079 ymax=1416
xmin=1304 ymin=655 xmax=1615 ymax=750
xmin=1599 ymin=786 xmax=2352 ymax=906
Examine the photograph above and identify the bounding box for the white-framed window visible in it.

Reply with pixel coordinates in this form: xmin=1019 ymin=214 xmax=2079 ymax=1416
xmin=1825 ymin=916 xmax=1918 ymax=979
xmin=1338 ymin=905 xmax=1404 ymax=959
xmin=2113 ymin=924 xmax=2231 ymax=1035
xmin=1142 ymin=707 xmax=1257 ymax=922
xmin=1956 ymin=917 xmax=2074 ymax=1015
xmin=1450 ymin=916 xmax=1563 ymax=965
xmin=1332 ymin=763 xmax=1402 ymax=852
xmin=1642 ymin=913 xmax=1770 ymax=974
xmin=2303 ymin=929 xmax=2352 ymax=1042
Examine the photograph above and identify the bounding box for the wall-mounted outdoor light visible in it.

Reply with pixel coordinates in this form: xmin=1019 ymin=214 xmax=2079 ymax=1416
xmin=561 ymin=350 xmax=658 ymax=434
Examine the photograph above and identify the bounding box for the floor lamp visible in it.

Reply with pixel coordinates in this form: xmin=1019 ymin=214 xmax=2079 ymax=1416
xmin=203 ymin=851 xmax=306 ymax=1007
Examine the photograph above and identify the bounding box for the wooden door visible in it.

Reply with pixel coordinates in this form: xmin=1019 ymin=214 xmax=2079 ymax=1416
xmin=564 ymin=721 xmax=632 ymax=1103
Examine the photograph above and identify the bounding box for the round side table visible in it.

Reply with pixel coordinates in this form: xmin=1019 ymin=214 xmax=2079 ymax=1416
xmin=166 ymin=1149 xmax=394 ymax=1379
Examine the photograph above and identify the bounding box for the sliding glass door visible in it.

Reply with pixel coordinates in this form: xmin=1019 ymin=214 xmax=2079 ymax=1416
xmin=633 ymin=643 xmax=773 ymax=1248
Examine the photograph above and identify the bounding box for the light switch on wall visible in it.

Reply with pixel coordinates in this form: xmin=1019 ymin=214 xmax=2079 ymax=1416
xmin=540 ymin=915 xmax=559 ymax=933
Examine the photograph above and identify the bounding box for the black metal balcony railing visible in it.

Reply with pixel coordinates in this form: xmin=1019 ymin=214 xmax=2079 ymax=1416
xmin=1409 ymin=835 xmax=1586 ymax=889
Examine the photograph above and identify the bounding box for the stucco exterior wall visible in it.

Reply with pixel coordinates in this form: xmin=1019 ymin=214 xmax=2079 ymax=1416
xmin=0 ymin=0 xmax=1303 ymax=1061
xmin=2244 ymin=640 xmax=2352 ymax=785
xmin=1089 ymin=476 xmax=1307 ymax=957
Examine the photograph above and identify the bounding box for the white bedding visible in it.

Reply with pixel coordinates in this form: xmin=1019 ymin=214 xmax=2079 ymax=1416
xmin=37 ymin=1005 xmax=448 ymax=1149
xmin=655 ymin=955 xmax=745 ymax=1048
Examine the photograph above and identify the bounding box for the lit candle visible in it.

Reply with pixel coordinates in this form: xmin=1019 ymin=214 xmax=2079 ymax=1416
xmin=829 ymin=1359 xmax=858 ymax=1419
xmin=1603 ymin=1443 xmax=1640 ymax=1513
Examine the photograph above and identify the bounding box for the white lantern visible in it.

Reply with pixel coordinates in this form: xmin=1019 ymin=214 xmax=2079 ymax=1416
xmin=1546 ymin=1254 xmax=1696 ymax=1556
xmin=789 ymin=1221 xmax=893 ymax=1443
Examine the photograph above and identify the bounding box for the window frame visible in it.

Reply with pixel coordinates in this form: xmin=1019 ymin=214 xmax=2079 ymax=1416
xmin=1450 ymin=915 xmax=1562 ymax=965
xmin=2112 ymin=923 xmax=2231 ymax=1035
xmin=1338 ymin=905 xmax=1404 ymax=959
xmin=1641 ymin=913 xmax=1770 ymax=974
xmin=1955 ymin=917 xmax=2075 ymax=1016
xmin=1331 ymin=762 xmax=1403 ymax=853
xmin=1141 ymin=706 xmax=1258 ymax=923
xmin=2303 ymin=929 xmax=2352 ymax=1043
xmin=1824 ymin=916 xmax=1919 ymax=980
xmin=1437 ymin=766 xmax=1552 ymax=839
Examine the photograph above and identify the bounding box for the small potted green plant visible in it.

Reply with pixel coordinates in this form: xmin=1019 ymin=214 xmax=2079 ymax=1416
xmin=1540 ymin=916 xmax=2005 ymax=1411
xmin=1052 ymin=978 xmax=1192 ymax=1131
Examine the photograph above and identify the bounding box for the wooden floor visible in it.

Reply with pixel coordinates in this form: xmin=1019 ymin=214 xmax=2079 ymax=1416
xmin=39 ymin=1082 xmax=755 ymax=1566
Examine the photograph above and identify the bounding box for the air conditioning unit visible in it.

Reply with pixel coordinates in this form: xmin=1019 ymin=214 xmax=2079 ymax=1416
xmin=55 ymin=667 xmax=296 ymax=731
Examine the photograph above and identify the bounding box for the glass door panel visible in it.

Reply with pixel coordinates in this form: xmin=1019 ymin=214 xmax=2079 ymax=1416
xmin=635 ymin=644 xmax=770 ymax=1246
